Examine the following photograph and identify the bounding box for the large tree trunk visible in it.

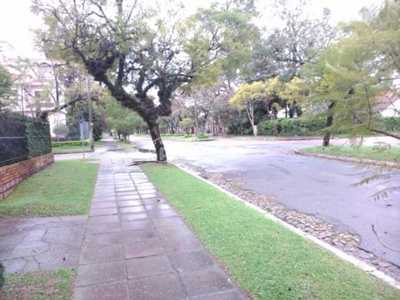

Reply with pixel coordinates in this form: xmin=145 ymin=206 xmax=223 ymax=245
xmin=147 ymin=120 xmax=167 ymax=162
xmin=323 ymin=102 xmax=335 ymax=147
xmin=252 ymin=124 xmax=258 ymax=136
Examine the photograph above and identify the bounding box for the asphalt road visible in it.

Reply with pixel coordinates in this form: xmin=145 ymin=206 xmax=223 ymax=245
xmin=131 ymin=136 xmax=400 ymax=268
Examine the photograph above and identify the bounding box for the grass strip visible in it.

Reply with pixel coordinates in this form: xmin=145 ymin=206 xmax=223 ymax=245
xmin=141 ymin=163 xmax=400 ymax=300
xmin=162 ymin=136 xmax=215 ymax=142
xmin=52 ymin=141 xmax=105 ymax=154
xmin=0 ymin=269 xmax=74 ymax=300
xmin=301 ymin=145 xmax=400 ymax=163
xmin=115 ymin=140 xmax=136 ymax=148
xmin=0 ymin=160 xmax=99 ymax=218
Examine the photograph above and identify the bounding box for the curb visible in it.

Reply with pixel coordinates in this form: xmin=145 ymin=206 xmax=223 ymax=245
xmin=295 ymin=150 xmax=400 ymax=169
xmin=138 ymin=148 xmax=156 ymax=154
xmin=171 ymin=162 xmax=400 ymax=291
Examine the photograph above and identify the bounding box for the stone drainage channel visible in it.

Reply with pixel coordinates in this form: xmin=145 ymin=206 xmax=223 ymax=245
xmin=171 ymin=159 xmax=400 ymax=284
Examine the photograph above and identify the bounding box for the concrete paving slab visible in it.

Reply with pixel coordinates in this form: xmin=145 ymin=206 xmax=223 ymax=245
xmin=121 ymin=219 xmax=153 ymax=232
xmin=120 ymin=206 xmax=146 ymax=214
xmin=126 ymin=254 xmax=173 ymax=279
xmin=127 ymin=274 xmax=186 ymax=300
xmin=151 ymin=216 xmax=186 ymax=228
xmin=72 ymin=156 xmax=247 ymax=299
xmin=120 ymin=213 xmax=148 ymax=222
xmin=76 ymin=261 xmax=126 ymax=286
xmin=83 ymin=232 xmax=122 ymax=248
xmin=90 ymin=201 xmax=117 ymax=209
xmin=80 ymin=244 xmax=123 ymax=265
xmin=124 ymin=239 xmax=165 ymax=259
xmin=74 ymin=282 xmax=129 ymax=300
xmin=168 ymin=250 xmax=215 ymax=272
xmin=191 ymin=290 xmax=247 ymax=300
xmin=162 ymin=235 xmax=204 ymax=253
xmin=89 ymin=207 xmax=118 ymax=216
xmin=147 ymin=209 xmax=178 ymax=219
xmin=85 ymin=222 xmax=121 ymax=235
xmin=180 ymin=269 xmax=236 ymax=297
xmin=87 ymin=215 xmax=119 ymax=225
xmin=118 ymin=200 xmax=142 ymax=207
xmin=0 ymin=216 xmax=86 ymax=274
xmin=122 ymin=228 xmax=158 ymax=243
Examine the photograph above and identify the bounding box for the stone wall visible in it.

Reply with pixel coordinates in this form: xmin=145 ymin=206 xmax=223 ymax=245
xmin=0 ymin=153 xmax=54 ymax=200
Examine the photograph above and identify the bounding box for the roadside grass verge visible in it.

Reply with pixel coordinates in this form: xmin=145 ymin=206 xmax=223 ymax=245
xmin=0 ymin=269 xmax=74 ymax=300
xmin=115 ymin=140 xmax=135 ymax=148
xmin=52 ymin=141 xmax=105 ymax=154
xmin=0 ymin=160 xmax=99 ymax=218
xmin=300 ymin=145 xmax=400 ymax=163
xmin=162 ymin=134 xmax=215 ymax=142
xmin=141 ymin=163 xmax=400 ymax=300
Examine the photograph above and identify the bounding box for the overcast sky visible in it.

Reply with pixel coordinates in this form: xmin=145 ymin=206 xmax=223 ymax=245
xmin=0 ymin=0 xmax=384 ymax=58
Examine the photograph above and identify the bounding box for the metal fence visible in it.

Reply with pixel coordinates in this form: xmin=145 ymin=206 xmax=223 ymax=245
xmin=0 ymin=111 xmax=51 ymax=167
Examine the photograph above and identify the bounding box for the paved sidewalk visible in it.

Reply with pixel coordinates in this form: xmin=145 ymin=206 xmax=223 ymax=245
xmin=0 ymin=216 xmax=86 ymax=273
xmin=74 ymin=158 xmax=246 ymax=300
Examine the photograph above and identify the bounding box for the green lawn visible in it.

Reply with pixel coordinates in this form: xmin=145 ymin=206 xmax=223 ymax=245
xmin=51 ymin=141 xmax=105 ymax=154
xmin=300 ymin=145 xmax=400 ymax=163
xmin=141 ymin=163 xmax=400 ymax=300
xmin=0 ymin=160 xmax=99 ymax=218
xmin=0 ymin=269 xmax=74 ymax=300
xmin=115 ymin=140 xmax=135 ymax=148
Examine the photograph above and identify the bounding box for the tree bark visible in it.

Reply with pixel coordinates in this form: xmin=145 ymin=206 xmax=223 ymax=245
xmin=253 ymin=124 xmax=258 ymax=136
xmin=147 ymin=119 xmax=167 ymax=162
xmin=323 ymin=101 xmax=335 ymax=147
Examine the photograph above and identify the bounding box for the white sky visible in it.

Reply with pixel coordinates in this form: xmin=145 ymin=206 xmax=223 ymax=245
xmin=0 ymin=0 xmax=384 ymax=58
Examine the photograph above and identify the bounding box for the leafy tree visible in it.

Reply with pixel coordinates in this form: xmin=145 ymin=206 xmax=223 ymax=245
xmin=179 ymin=118 xmax=195 ymax=134
xmin=177 ymin=79 xmax=236 ymax=134
xmin=53 ymin=123 xmax=69 ymax=138
xmin=280 ymin=77 xmax=307 ymax=118
xmin=158 ymin=99 xmax=190 ymax=134
xmin=0 ymin=64 xmax=13 ymax=110
xmin=229 ymin=81 xmax=270 ymax=136
xmin=302 ymin=1 xmax=400 ymax=147
xmin=105 ymin=97 xmax=143 ymax=140
xmin=32 ymin=0 xmax=259 ymax=161
xmin=7 ymin=58 xmax=65 ymax=118
xmin=249 ymin=0 xmax=335 ymax=82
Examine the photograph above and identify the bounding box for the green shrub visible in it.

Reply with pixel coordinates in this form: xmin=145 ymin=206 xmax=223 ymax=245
xmin=179 ymin=118 xmax=194 ymax=134
xmin=260 ymin=116 xmax=399 ymax=137
xmin=52 ymin=140 xmax=89 ymax=147
xmin=259 ymin=117 xmax=327 ymax=136
xmin=382 ymin=116 xmax=400 ymax=132
xmin=197 ymin=133 xmax=210 ymax=139
xmin=26 ymin=120 xmax=52 ymax=157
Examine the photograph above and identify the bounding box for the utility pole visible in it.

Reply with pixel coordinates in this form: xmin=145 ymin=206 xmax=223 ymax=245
xmin=87 ymin=77 xmax=94 ymax=151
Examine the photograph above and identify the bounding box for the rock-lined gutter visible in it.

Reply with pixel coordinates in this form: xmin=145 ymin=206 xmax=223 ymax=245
xmin=171 ymin=159 xmax=400 ymax=285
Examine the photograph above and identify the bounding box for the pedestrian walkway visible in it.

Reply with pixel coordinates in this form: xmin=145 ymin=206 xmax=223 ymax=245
xmin=74 ymin=158 xmax=246 ymax=300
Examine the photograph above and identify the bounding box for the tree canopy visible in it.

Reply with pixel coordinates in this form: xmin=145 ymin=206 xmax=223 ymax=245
xmin=0 ymin=64 xmax=13 ymax=110
xmin=301 ymin=0 xmax=400 ymax=146
xmin=32 ymin=0 xmax=260 ymax=161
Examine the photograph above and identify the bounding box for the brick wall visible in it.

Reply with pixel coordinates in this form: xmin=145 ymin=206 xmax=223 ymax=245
xmin=0 ymin=153 xmax=54 ymax=200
